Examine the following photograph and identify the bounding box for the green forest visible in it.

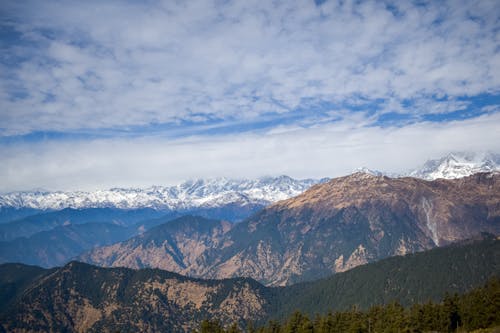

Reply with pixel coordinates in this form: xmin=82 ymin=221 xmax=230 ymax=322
xmin=194 ymin=278 xmax=500 ymax=333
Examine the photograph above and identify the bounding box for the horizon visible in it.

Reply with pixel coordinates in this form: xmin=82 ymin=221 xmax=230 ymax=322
xmin=1 ymin=149 xmax=499 ymax=193
xmin=1 ymin=0 xmax=499 ymax=191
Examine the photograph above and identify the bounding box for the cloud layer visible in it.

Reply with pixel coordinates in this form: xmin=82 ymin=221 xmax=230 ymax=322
xmin=1 ymin=0 xmax=499 ymax=135
xmin=2 ymin=112 xmax=500 ymax=191
xmin=1 ymin=0 xmax=499 ymax=190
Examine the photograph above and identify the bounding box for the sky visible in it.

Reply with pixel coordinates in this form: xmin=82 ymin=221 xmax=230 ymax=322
xmin=0 ymin=0 xmax=499 ymax=191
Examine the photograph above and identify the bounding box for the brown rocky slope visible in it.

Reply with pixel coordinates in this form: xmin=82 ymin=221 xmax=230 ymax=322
xmin=80 ymin=215 xmax=232 ymax=272
xmin=0 ymin=261 xmax=269 ymax=333
xmin=83 ymin=172 xmax=500 ymax=286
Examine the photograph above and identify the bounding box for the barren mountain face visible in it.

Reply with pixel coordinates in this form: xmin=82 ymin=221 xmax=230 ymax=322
xmin=0 ymin=261 xmax=269 ymax=333
xmin=83 ymin=173 xmax=500 ymax=286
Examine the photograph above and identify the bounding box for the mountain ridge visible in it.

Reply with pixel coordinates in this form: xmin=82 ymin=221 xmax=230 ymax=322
xmin=407 ymin=151 xmax=500 ymax=180
xmin=82 ymin=172 xmax=500 ymax=286
xmin=2 ymin=152 xmax=499 ymax=212
xmin=2 ymin=237 xmax=499 ymax=332
xmin=0 ymin=176 xmax=326 ymax=211
xmin=79 ymin=216 xmax=232 ymax=273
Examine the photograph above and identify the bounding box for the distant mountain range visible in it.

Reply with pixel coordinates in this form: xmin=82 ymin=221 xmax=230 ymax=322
xmin=1 ymin=152 xmax=499 ymax=271
xmin=0 ymin=176 xmax=326 ymax=211
xmin=81 ymin=172 xmax=500 ymax=286
xmin=1 ymin=152 xmax=499 ymax=212
xmin=1 ymin=152 xmax=499 ymax=332
xmin=2 ymin=236 xmax=498 ymax=332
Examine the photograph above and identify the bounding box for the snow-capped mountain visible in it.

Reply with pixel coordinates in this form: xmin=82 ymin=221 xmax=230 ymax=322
xmin=352 ymin=167 xmax=386 ymax=177
xmin=353 ymin=152 xmax=500 ymax=180
xmin=407 ymin=152 xmax=500 ymax=180
xmin=0 ymin=176 xmax=327 ymax=210
xmin=2 ymin=152 xmax=498 ymax=211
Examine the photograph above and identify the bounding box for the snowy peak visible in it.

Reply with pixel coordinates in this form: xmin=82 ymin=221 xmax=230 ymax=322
xmin=2 ymin=152 xmax=498 ymax=210
xmin=0 ymin=176 xmax=327 ymax=210
xmin=352 ymin=167 xmax=385 ymax=177
xmin=408 ymin=152 xmax=500 ymax=180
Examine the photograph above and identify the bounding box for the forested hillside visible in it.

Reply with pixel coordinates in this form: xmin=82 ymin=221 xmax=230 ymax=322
xmin=1 ymin=237 xmax=498 ymax=332
xmin=196 ymin=278 xmax=500 ymax=333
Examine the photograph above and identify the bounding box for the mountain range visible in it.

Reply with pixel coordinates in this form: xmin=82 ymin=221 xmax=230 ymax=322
xmin=1 ymin=152 xmax=499 ymax=274
xmin=0 ymin=177 xmax=325 ymax=267
xmin=1 ymin=152 xmax=499 ymax=331
xmin=81 ymin=172 xmax=500 ymax=286
xmin=0 ymin=176 xmax=325 ymax=211
xmin=2 ymin=236 xmax=498 ymax=332
xmin=1 ymin=152 xmax=499 ymax=213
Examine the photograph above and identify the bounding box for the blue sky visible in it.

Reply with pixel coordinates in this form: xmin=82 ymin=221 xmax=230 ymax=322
xmin=0 ymin=0 xmax=499 ymax=191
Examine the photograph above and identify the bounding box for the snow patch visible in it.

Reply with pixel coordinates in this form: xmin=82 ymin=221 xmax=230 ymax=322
xmin=422 ymin=197 xmax=439 ymax=246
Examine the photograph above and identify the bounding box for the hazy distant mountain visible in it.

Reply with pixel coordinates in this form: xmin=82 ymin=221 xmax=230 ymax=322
xmin=0 ymin=223 xmax=137 ymax=267
xmin=0 ymin=207 xmax=44 ymax=225
xmin=407 ymin=152 xmax=500 ymax=180
xmin=0 ymin=207 xmax=170 ymax=242
xmin=0 ymin=176 xmax=326 ymax=211
xmin=2 ymin=237 xmax=499 ymax=332
xmin=83 ymin=172 xmax=500 ymax=286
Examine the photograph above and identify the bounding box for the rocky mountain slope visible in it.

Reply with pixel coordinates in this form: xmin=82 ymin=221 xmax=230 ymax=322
xmin=83 ymin=172 xmax=500 ymax=286
xmin=2 ymin=237 xmax=499 ymax=332
xmin=80 ymin=216 xmax=232 ymax=273
xmin=0 ymin=261 xmax=270 ymax=333
xmin=276 ymin=235 xmax=500 ymax=315
xmin=0 ymin=176 xmax=324 ymax=211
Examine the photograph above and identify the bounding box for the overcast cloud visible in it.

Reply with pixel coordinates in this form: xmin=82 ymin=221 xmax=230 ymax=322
xmin=0 ymin=0 xmax=499 ymax=190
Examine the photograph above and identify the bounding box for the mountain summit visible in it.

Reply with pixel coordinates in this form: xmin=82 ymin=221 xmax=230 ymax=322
xmin=408 ymin=152 xmax=500 ymax=180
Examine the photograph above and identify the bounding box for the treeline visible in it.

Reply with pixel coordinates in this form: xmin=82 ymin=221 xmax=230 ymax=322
xmin=194 ymin=278 xmax=500 ymax=333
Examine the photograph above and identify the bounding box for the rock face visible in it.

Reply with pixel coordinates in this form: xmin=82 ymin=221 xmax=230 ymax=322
xmin=196 ymin=172 xmax=500 ymax=285
xmin=0 ymin=261 xmax=269 ymax=333
xmin=83 ymin=173 xmax=500 ymax=286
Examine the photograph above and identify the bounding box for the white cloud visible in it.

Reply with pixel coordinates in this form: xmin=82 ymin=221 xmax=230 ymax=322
xmin=1 ymin=0 xmax=499 ymax=190
xmin=1 ymin=112 xmax=500 ymax=192
xmin=0 ymin=0 xmax=499 ymax=135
